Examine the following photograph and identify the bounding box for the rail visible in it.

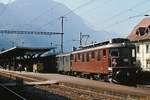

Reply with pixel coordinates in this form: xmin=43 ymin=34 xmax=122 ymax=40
xmin=0 ymin=84 xmax=26 ymax=100
xmin=0 ymin=69 xmax=150 ymax=99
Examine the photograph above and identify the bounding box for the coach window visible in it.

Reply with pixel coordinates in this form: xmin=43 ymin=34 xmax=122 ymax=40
xmin=82 ymin=53 xmax=85 ymax=62
xmin=91 ymin=51 xmax=95 ymax=59
xmin=136 ymin=45 xmax=139 ymax=53
xmin=146 ymin=44 xmax=150 ymax=53
xmin=65 ymin=57 xmax=68 ymax=62
xmin=78 ymin=53 xmax=80 ymax=60
xmin=70 ymin=54 xmax=73 ymax=60
xmin=97 ymin=50 xmax=100 ymax=61
xmin=146 ymin=60 xmax=150 ymax=69
xmin=103 ymin=49 xmax=106 ymax=57
xmin=75 ymin=55 xmax=77 ymax=62
xmin=86 ymin=52 xmax=90 ymax=62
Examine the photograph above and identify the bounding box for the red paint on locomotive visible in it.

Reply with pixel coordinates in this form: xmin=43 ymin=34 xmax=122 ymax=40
xmin=71 ymin=48 xmax=109 ymax=74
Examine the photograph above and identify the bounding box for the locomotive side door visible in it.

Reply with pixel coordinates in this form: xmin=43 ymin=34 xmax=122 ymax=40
xmin=100 ymin=49 xmax=109 ymax=74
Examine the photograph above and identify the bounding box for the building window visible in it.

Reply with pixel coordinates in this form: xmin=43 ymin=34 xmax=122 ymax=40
xmin=146 ymin=44 xmax=150 ymax=53
xmin=103 ymin=49 xmax=106 ymax=57
xmin=91 ymin=51 xmax=95 ymax=59
xmin=97 ymin=50 xmax=100 ymax=61
xmin=146 ymin=60 xmax=150 ymax=69
xmin=146 ymin=28 xmax=149 ymax=33
xmin=136 ymin=45 xmax=139 ymax=53
xmin=148 ymin=25 xmax=150 ymax=33
xmin=86 ymin=52 xmax=90 ymax=62
xmin=82 ymin=53 xmax=85 ymax=62
xmin=139 ymin=27 xmax=146 ymax=36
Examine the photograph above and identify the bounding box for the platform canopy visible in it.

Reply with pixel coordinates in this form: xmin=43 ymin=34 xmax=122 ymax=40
xmin=0 ymin=46 xmax=54 ymax=59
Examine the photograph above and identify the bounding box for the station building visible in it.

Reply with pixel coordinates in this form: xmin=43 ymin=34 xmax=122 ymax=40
xmin=0 ymin=46 xmax=57 ymax=73
xmin=128 ymin=17 xmax=150 ymax=71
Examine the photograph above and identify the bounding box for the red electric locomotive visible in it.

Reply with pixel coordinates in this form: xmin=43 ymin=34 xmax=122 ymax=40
xmin=70 ymin=38 xmax=139 ymax=84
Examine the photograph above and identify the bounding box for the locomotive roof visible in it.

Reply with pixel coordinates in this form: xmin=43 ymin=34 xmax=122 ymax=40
xmin=72 ymin=38 xmax=133 ymax=54
xmin=82 ymin=38 xmax=130 ymax=49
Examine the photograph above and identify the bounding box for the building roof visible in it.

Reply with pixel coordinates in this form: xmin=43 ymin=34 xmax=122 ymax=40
xmin=0 ymin=46 xmax=53 ymax=59
xmin=128 ymin=17 xmax=150 ymax=42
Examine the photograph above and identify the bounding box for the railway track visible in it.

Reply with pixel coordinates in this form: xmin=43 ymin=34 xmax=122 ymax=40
xmin=0 ymin=70 xmax=119 ymax=99
xmin=0 ymin=83 xmax=26 ymax=100
xmin=37 ymin=83 xmax=121 ymax=100
xmin=0 ymin=69 xmax=150 ymax=100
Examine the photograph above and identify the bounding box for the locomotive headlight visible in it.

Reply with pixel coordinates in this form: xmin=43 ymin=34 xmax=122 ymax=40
xmin=116 ymin=71 xmax=120 ymax=74
xmin=123 ymin=58 xmax=129 ymax=62
xmin=108 ymin=67 xmax=112 ymax=71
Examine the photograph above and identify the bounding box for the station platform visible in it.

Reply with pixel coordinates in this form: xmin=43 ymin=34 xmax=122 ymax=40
xmin=0 ymin=69 xmax=150 ymax=97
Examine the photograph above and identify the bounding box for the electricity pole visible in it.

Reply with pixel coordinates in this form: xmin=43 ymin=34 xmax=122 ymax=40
xmin=80 ymin=32 xmax=82 ymax=46
xmin=79 ymin=32 xmax=90 ymax=48
xmin=60 ymin=16 xmax=64 ymax=53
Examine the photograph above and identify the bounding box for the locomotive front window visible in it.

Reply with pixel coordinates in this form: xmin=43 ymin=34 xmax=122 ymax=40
xmin=119 ymin=47 xmax=132 ymax=66
xmin=120 ymin=48 xmax=130 ymax=57
xmin=110 ymin=49 xmax=119 ymax=57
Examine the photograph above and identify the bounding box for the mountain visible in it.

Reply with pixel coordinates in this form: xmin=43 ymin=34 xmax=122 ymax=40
xmin=0 ymin=0 xmax=121 ymax=51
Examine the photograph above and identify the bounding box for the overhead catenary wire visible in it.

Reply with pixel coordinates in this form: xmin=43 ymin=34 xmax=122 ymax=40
xmin=62 ymin=0 xmax=97 ymax=17
xmin=98 ymin=0 xmax=149 ymax=26
xmin=39 ymin=0 xmax=149 ymax=31
xmin=100 ymin=8 xmax=150 ymax=31
xmin=38 ymin=0 xmax=98 ymax=30
xmin=27 ymin=0 xmax=67 ymax=24
xmin=0 ymin=0 xmax=11 ymax=19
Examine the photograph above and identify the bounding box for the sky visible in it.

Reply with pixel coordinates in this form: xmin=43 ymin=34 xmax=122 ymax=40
xmin=0 ymin=0 xmax=150 ymax=37
xmin=53 ymin=0 xmax=150 ymax=36
xmin=0 ymin=0 xmax=15 ymax=4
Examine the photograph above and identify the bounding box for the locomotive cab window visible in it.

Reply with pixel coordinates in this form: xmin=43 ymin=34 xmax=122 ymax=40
xmin=120 ymin=48 xmax=130 ymax=57
xmin=110 ymin=48 xmax=119 ymax=57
